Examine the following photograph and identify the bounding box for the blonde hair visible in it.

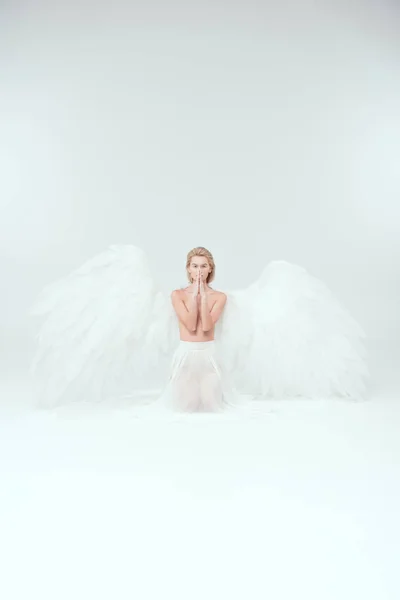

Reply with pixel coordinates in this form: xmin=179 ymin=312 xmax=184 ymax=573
xmin=186 ymin=246 xmax=215 ymax=284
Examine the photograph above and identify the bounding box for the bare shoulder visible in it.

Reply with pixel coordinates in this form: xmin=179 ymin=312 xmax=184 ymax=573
xmin=171 ymin=288 xmax=190 ymax=302
xmin=171 ymin=288 xmax=184 ymax=300
xmin=209 ymin=289 xmax=227 ymax=303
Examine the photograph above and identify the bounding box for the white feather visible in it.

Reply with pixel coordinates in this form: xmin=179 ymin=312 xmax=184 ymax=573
xmin=31 ymin=245 xmax=177 ymax=406
xmin=218 ymin=261 xmax=368 ymax=399
xmin=31 ymin=249 xmax=368 ymax=406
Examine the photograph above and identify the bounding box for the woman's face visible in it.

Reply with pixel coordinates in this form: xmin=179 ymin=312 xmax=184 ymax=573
xmin=188 ymin=256 xmax=211 ymax=283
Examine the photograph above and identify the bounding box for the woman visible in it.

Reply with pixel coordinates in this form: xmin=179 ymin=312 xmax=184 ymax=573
xmin=167 ymin=246 xmax=230 ymax=412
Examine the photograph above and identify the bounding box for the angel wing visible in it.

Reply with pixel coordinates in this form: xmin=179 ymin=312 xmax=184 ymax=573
xmin=31 ymin=245 xmax=177 ymax=406
xmin=217 ymin=261 xmax=368 ymax=400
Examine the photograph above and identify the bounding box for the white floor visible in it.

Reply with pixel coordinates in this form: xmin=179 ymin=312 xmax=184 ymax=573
xmin=0 ymin=382 xmax=399 ymax=600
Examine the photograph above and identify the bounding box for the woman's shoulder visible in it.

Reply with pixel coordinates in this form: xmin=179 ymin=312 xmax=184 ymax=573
xmin=171 ymin=287 xmax=190 ymax=298
xmin=208 ymin=288 xmax=226 ymax=300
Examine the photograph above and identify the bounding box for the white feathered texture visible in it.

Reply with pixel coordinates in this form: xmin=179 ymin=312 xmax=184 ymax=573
xmin=31 ymin=245 xmax=178 ymax=406
xmin=218 ymin=261 xmax=368 ymax=399
xmin=31 ymin=246 xmax=368 ymax=407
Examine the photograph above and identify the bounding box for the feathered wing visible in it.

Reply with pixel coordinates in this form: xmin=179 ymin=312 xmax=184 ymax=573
xmin=31 ymin=245 xmax=177 ymax=406
xmin=218 ymin=261 xmax=368 ymax=400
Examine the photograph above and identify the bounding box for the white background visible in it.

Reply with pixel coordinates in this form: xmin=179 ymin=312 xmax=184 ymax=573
xmin=0 ymin=0 xmax=399 ymax=383
xmin=1 ymin=3 xmax=400 ymax=599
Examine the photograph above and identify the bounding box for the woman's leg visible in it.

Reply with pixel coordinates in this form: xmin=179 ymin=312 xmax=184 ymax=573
xmin=172 ymin=376 xmax=199 ymax=411
xmin=199 ymin=366 xmax=224 ymax=411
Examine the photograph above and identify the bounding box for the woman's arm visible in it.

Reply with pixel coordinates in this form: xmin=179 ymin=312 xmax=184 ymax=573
xmin=171 ymin=290 xmax=198 ymax=332
xmin=200 ymin=293 xmax=227 ymax=332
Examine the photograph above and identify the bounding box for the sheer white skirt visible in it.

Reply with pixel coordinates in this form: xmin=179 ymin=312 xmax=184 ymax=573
xmin=161 ymin=341 xmax=235 ymax=412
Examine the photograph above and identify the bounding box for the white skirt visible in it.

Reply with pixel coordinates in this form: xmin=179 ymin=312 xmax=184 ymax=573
xmin=161 ymin=341 xmax=236 ymax=412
